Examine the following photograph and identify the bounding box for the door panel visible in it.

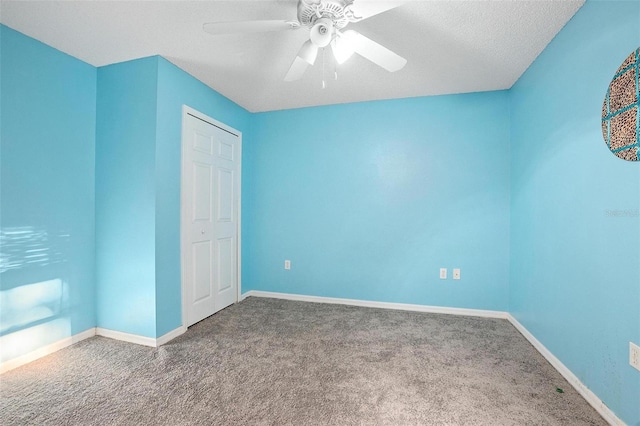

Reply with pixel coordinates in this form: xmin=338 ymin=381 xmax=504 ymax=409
xmin=217 ymin=238 xmax=233 ymax=292
xmin=194 ymin=131 xmax=214 ymax=154
xmin=193 ymin=241 xmax=212 ymax=302
xmin=217 ymin=169 xmax=233 ymax=221
xmin=219 ymin=140 xmax=234 ymax=160
xmin=193 ymin=163 xmax=212 ymax=221
xmin=183 ymin=111 xmax=240 ymax=327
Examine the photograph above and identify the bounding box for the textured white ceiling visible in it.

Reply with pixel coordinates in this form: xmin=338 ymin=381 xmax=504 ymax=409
xmin=0 ymin=0 xmax=584 ymax=112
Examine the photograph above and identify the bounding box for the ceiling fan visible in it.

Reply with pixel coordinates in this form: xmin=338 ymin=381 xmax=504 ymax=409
xmin=203 ymin=0 xmax=407 ymax=82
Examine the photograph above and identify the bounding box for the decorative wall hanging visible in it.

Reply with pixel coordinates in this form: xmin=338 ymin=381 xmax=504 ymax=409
xmin=601 ymin=47 xmax=639 ymax=161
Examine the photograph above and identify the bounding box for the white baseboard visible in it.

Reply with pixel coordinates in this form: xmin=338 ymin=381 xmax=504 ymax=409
xmin=0 ymin=327 xmax=96 ymax=374
xmin=241 ymin=290 xmax=508 ymax=319
xmin=95 ymin=327 xmax=157 ymax=347
xmin=156 ymin=326 xmax=186 ymax=346
xmin=95 ymin=326 xmax=184 ymax=348
xmin=506 ymin=315 xmax=623 ymax=426
xmin=0 ymin=324 xmax=186 ymax=374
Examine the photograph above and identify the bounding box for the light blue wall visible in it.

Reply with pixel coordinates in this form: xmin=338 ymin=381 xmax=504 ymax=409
xmin=509 ymin=1 xmax=640 ymax=423
xmin=245 ymin=93 xmax=511 ymax=310
xmin=0 ymin=25 xmax=97 ymax=361
xmin=93 ymin=55 xmax=253 ymax=339
xmin=95 ymin=57 xmax=158 ymax=338
xmin=154 ymin=57 xmax=252 ymax=336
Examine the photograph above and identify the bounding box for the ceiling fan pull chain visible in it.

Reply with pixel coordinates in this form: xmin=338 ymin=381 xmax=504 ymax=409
xmin=322 ymin=48 xmax=326 ymax=89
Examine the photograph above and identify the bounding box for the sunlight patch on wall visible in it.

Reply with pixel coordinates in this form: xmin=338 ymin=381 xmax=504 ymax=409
xmin=0 ymin=226 xmax=69 ymax=273
xmin=0 ymin=318 xmax=71 ymax=363
xmin=0 ymin=279 xmax=66 ymax=334
xmin=0 ymin=278 xmax=69 ymax=363
xmin=0 ymin=226 xmax=72 ymax=363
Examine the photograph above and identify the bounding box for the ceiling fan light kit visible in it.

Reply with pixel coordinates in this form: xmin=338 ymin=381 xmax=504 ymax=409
xmin=203 ymin=0 xmax=406 ymax=82
xmin=309 ymin=18 xmax=335 ymax=48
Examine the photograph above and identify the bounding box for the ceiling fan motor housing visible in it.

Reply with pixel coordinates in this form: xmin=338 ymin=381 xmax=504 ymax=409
xmin=298 ymin=0 xmax=351 ymax=30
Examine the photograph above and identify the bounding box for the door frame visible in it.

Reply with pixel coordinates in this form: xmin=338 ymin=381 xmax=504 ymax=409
xmin=180 ymin=105 xmax=242 ymax=330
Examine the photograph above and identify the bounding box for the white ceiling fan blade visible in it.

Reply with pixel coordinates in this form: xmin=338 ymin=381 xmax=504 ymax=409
xmin=284 ymin=57 xmax=311 ymax=81
xmin=343 ymin=30 xmax=406 ymax=72
xmin=203 ymin=20 xmax=299 ymax=35
xmin=346 ymin=1 xmax=403 ymax=22
xmin=284 ymin=40 xmax=319 ymax=81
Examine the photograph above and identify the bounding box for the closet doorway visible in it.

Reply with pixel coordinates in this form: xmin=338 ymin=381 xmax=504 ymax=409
xmin=181 ymin=106 xmax=241 ymax=327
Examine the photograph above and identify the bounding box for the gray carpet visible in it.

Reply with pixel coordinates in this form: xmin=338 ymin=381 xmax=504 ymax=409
xmin=1 ymin=297 xmax=606 ymax=425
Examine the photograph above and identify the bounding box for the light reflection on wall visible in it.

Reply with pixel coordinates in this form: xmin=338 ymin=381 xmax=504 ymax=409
xmin=0 ymin=319 xmax=71 ymax=364
xmin=1 ymin=279 xmax=66 ymax=333
xmin=0 ymin=226 xmax=69 ymax=273
xmin=0 ymin=226 xmax=71 ymax=364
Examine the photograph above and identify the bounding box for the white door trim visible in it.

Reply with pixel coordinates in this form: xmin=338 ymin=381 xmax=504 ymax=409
xmin=180 ymin=105 xmax=242 ymax=331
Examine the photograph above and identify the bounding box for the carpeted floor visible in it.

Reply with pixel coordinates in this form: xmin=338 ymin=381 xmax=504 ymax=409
xmin=1 ymin=297 xmax=606 ymax=425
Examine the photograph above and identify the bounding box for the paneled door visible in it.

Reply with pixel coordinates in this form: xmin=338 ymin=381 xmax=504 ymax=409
xmin=181 ymin=107 xmax=241 ymax=327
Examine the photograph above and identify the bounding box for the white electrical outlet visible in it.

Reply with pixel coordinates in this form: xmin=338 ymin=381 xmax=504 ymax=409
xmin=453 ymin=268 xmax=461 ymax=280
xmin=439 ymin=268 xmax=447 ymax=279
xmin=284 ymin=260 xmax=291 ymax=270
xmin=631 ymin=342 xmax=640 ymax=371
